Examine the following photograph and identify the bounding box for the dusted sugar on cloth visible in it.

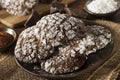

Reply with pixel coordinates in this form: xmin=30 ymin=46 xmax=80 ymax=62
xmin=86 ymin=0 xmax=119 ymax=14
xmin=15 ymin=13 xmax=112 ymax=74
xmin=0 ymin=0 xmax=37 ymax=16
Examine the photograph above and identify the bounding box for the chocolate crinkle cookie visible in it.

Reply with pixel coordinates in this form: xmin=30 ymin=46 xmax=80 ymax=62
xmin=15 ymin=13 xmax=112 ymax=74
xmin=15 ymin=26 xmax=54 ymax=63
xmin=0 ymin=0 xmax=37 ymax=16
xmin=41 ymin=55 xmax=86 ymax=74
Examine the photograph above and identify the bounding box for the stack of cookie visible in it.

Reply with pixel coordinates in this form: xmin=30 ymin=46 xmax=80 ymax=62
xmin=15 ymin=13 xmax=112 ymax=74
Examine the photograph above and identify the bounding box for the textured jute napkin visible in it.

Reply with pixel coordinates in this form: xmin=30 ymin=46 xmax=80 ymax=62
xmin=0 ymin=20 xmax=120 ymax=80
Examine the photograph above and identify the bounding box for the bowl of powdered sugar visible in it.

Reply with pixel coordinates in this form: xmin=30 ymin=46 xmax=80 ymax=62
xmin=84 ymin=0 xmax=120 ymax=17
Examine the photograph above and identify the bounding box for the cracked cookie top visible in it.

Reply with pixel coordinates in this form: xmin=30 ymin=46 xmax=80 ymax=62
xmin=0 ymin=0 xmax=37 ymax=16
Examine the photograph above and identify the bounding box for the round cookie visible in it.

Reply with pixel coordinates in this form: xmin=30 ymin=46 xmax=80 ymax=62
xmin=41 ymin=55 xmax=86 ymax=74
xmin=36 ymin=13 xmax=85 ymax=47
xmin=86 ymin=25 xmax=112 ymax=50
xmin=0 ymin=0 xmax=37 ymax=16
xmin=15 ymin=26 xmax=54 ymax=63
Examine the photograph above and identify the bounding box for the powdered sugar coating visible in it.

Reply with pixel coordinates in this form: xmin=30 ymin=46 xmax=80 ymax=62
xmin=58 ymin=25 xmax=112 ymax=57
xmin=41 ymin=55 xmax=85 ymax=74
xmin=0 ymin=0 xmax=36 ymax=16
xmin=36 ymin=13 xmax=84 ymax=47
xmin=86 ymin=25 xmax=112 ymax=52
xmin=15 ymin=26 xmax=54 ymax=63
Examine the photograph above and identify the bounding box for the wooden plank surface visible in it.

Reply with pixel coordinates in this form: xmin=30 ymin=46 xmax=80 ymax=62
xmin=0 ymin=0 xmax=75 ymax=28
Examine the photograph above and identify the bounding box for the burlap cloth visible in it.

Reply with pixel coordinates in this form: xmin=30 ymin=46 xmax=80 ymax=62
xmin=0 ymin=20 xmax=120 ymax=80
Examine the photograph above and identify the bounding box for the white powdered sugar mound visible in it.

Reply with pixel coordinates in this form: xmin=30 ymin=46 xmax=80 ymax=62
xmin=87 ymin=0 xmax=119 ymax=14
